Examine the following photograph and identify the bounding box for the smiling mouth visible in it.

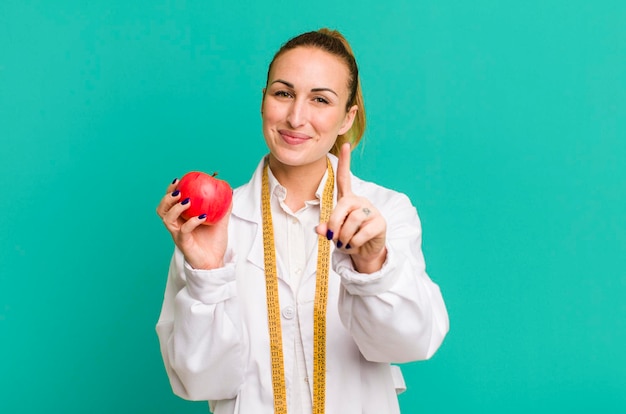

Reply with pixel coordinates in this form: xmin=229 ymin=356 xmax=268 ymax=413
xmin=279 ymin=129 xmax=310 ymax=145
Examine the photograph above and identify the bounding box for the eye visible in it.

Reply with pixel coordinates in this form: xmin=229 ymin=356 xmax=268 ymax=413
xmin=313 ymin=96 xmax=330 ymax=104
xmin=274 ymin=90 xmax=293 ymax=98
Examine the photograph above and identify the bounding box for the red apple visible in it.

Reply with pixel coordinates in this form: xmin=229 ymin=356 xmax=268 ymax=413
xmin=177 ymin=171 xmax=233 ymax=225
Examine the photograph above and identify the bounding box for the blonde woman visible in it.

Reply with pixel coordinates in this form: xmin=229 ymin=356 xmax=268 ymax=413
xmin=156 ymin=28 xmax=449 ymax=414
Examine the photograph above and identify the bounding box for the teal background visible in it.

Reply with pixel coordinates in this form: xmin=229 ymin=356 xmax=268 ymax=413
xmin=1 ymin=0 xmax=625 ymax=412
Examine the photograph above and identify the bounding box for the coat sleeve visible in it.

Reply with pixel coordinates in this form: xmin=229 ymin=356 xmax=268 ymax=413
xmin=155 ymin=247 xmax=244 ymax=401
xmin=335 ymin=190 xmax=449 ymax=363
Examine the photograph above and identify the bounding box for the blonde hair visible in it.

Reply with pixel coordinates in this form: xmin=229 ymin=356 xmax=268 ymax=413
xmin=266 ymin=28 xmax=366 ymax=156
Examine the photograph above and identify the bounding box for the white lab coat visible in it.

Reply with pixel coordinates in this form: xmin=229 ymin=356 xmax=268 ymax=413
xmin=156 ymin=154 xmax=449 ymax=413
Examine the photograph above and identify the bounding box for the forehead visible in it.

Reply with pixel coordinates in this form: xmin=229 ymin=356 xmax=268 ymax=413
xmin=269 ymin=46 xmax=350 ymax=90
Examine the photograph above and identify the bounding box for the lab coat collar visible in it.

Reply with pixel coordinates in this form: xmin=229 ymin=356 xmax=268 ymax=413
xmin=231 ymin=153 xmax=340 ymax=271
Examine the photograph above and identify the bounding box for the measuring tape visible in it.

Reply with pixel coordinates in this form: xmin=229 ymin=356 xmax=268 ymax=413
xmin=261 ymin=158 xmax=334 ymax=414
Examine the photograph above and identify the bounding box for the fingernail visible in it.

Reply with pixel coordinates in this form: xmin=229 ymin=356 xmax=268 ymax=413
xmin=346 ymin=244 xmax=351 ymax=249
xmin=171 ymin=190 xmax=180 ymax=197
xmin=198 ymin=214 xmax=207 ymax=220
xmin=181 ymin=197 xmax=190 ymax=205
xmin=326 ymin=229 xmax=334 ymax=240
xmin=336 ymin=241 xmax=343 ymax=248
xmin=172 ymin=178 xmax=178 ymax=184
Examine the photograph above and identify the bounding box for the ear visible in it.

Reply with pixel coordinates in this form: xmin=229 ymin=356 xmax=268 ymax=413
xmin=338 ymin=105 xmax=358 ymax=135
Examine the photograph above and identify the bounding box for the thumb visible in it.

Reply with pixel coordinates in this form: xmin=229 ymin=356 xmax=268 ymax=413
xmin=315 ymin=222 xmax=329 ymax=238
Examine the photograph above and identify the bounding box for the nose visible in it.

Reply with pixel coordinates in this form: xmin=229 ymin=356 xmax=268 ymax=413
xmin=286 ymin=98 xmax=307 ymax=128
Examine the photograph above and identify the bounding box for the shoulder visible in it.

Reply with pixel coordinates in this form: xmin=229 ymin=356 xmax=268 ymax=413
xmin=351 ymin=173 xmax=414 ymax=214
xmin=351 ymin=174 xmax=424 ymax=241
xmin=350 ymin=173 xmax=423 ymax=235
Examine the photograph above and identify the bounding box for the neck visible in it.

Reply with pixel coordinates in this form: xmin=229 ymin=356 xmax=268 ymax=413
xmin=268 ymin=154 xmax=328 ymax=211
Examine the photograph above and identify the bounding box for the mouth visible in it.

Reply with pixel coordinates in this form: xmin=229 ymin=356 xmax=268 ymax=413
xmin=278 ymin=129 xmax=311 ymax=145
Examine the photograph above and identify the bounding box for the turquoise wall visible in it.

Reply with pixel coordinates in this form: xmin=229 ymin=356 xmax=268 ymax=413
xmin=1 ymin=1 xmax=625 ymax=412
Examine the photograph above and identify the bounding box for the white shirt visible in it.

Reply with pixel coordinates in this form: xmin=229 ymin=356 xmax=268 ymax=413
xmin=267 ymin=166 xmax=325 ymax=413
xmin=156 ymin=154 xmax=449 ymax=414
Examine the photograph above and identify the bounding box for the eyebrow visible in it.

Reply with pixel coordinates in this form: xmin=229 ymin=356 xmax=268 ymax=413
xmin=271 ymin=79 xmax=339 ymax=97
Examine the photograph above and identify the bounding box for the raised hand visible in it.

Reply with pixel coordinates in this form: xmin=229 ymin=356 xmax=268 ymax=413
xmin=317 ymin=143 xmax=387 ymax=273
xmin=156 ymin=178 xmax=231 ymax=270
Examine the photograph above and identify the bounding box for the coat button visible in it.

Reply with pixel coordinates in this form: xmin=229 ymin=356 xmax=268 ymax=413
xmin=282 ymin=306 xmax=295 ymax=319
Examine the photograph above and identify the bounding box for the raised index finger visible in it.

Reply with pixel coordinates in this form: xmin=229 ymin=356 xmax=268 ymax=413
xmin=336 ymin=142 xmax=353 ymax=198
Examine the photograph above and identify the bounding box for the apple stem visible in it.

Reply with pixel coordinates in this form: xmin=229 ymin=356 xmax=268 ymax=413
xmin=212 ymin=172 xmax=218 ymax=177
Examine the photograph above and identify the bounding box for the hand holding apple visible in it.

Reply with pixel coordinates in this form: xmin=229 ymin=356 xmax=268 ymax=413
xmin=156 ymin=172 xmax=233 ymax=270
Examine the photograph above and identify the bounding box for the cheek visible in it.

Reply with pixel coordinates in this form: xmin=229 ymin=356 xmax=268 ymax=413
xmin=315 ymin=112 xmax=347 ymax=134
xmin=261 ymin=100 xmax=284 ymax=125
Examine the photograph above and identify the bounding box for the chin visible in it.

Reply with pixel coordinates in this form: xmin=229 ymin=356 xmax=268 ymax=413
xmin=271 ymin=151 xmax=309 ymax=168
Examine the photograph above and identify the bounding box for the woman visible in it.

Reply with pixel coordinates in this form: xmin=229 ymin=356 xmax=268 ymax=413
xmin=156 ymin=29 xmax=449 ymax=414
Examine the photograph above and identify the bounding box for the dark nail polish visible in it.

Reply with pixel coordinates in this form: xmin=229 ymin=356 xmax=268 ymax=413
xmin=181 ymin=197 xmax=190 ymax=205
xmin=336 ymin=241 xmax=343 ymax=248
xmin=172 ymin=178 xmax=178 ymax=184
xmin=198 ymin=214 xmax=207 ymax=220
xmin=326 ymin=229 xmax=334 ymax=240
xmin=346 ymin=244 xmax=352 ymax=249
xmin=171 ymin=190 xmax=180 ymax=197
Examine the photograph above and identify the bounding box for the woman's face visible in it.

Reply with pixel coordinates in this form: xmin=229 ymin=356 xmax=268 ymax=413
xmin=262 ymin=46 xmax=357 ymax=171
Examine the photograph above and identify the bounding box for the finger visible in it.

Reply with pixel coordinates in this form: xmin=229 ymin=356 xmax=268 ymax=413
xmin=162 ymin=197 xmax=191 ymax=229
xmin=315 ymin=222 xmax=329 ymax=239
xmin=335 ymin=206 xmax=376 ymax=249
xmin=325 ymin=195 xmax=361 ymax=242
xmin=156 ymin=187 xmax=182 ymax=218
xmin=336 ymin=142 xmax=353 ymax=198
xmin=179 ymin=213 xmax=207 ymax=234
xmin=166 ymin=177 xmax=179 ymax=194
xmin=341 ymin=218 xmax=384 ymax=250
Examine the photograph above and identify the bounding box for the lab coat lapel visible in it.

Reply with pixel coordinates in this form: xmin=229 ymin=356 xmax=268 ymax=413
xmin=231 ymin=156 xmax=267 ymax=271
